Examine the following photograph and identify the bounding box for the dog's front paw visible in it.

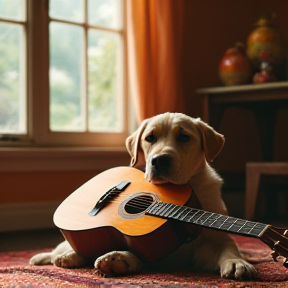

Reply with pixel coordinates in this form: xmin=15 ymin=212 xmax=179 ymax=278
xmin=53 ymin=251 xmax=88 ymax=268
xmin=220 ymin=258 xmax=257 ymax=279
xmin=95 ymin=251 xmax=142 ymax=276
xmin=30 ymin=252 xmax=52 ymax=265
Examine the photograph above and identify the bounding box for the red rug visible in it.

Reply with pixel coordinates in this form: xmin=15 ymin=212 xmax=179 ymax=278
xmin=1 ymin=235 xmax=288 ymax=288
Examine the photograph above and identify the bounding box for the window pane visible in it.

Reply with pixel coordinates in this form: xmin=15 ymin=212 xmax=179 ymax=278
xmin=49 ymin=22 xmax=84 ymax=132
xmin=49 ymin=0 xmax=83 ymax=23
xmin=88 ymin=0 xmax=122 ymax=29
xmin=88 ymin=30 xmax=122 ymax=132
xmin=0 ymin=23 xmax=26 ymax=134
xmin=0 ymin=0 xmax=24 ymax=21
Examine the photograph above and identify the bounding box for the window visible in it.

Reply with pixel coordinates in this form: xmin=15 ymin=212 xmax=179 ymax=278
xmin=0 ymin=0 xmax=26 ymax=136
xmin=0 ymin=0 xmax=128 ymax=147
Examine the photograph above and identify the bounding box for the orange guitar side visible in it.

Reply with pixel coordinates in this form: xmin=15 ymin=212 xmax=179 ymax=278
xmin=54 ymin=167 xmax=201 ymax=262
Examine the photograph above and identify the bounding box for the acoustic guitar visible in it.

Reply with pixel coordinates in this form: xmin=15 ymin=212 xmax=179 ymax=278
xmin=54 ymin=166 xmax=288 ymax=267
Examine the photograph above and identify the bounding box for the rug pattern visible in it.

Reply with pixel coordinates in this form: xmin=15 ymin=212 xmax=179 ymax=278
xmin=1 ymin=236 xmax=288 ymax=288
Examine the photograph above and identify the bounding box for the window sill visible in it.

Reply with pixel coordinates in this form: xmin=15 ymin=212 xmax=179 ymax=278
xmin=0 ymin=147 xmax=131 ymax=172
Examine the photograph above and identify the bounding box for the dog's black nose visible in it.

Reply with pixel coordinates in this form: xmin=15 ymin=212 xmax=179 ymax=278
xmin=151 ymin=154 xmax=172 ymax=168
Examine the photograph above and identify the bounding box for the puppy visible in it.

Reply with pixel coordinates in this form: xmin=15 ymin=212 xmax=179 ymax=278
xmin=30 ymin=112 xmax=256 ymax=279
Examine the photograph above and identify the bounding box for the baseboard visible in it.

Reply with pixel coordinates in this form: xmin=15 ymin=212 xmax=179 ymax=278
xmin=0 ymin=202 xmax=60 ymax=232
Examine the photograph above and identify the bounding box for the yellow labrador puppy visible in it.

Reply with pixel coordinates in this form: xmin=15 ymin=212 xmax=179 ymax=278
xmin=30 ymin=113 xmax=256 ymax=279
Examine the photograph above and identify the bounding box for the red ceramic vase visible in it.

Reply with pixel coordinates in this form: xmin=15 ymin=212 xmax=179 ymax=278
xmin=219 ymin=43 xmax=253 ymax=86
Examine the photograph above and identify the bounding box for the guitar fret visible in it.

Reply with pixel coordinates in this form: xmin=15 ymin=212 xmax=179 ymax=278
xmin=218 ymin=216 xmax=229 ymax=229
xmin=169 ymin=206 xmax=182 ymax=218
xmin=180 ymin=208 xmax=192 ymax=220
xmin=208 ymin=214 xmax=222 ymax=227
xmin=174 ymin=206 xmax=187 ymax=219
xmin=237 ymin=220 xmax=248 ymax=232
xmin=249 ymin=223 xmax=267 ymax=236
xmin=248 ymin=222 xmax=258 ymax=235
xmin=205 ymin=213 xmax=221 ymax=226
xmin=167 ymin=205 xmax=179 ymax=218
xmin=158 ymin=203 xmax=170 ymax=216
xmin=221 ymin=217 xmax=240 ymax=231
xmin=163 ymin=203 xmax=175 ymax=217
xmin=230 ymin=219 xmax=247 ymax=232
xmin=148 ymin=202 xmax=162 ymax=214
xmin=255 ymin=224 xmax=267 ymax=236
xmin=228 ymin=219 xmax=248 ymax=233
xmin=195 ymin=212 xmax=213 ymax=225
xmin=237 ymin=221 xmax=256 ymax=234
xmin=159 ymin=203 xmax=173 ymax=217
xmin=210 ymin=215 xmax=228 ymax=229
xmin=189 ymin=210 xmax=204 ymax=223
xmin=227 ymin=219 xmax=238 ymax=231
xmin=181 ymin=209 xmax=197 ymax=222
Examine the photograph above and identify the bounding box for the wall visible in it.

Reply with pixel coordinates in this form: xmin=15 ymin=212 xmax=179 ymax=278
xmin=182 ymin=0 xmax=288 ymax=173
xmin=0 ymin=149 xmax=130 ymax=231
xmin=0 ymin=171 xmax=100 ymax=204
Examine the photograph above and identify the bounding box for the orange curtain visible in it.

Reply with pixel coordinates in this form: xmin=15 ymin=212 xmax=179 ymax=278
xmin=127 ymin=0 xmax=186 ymax=124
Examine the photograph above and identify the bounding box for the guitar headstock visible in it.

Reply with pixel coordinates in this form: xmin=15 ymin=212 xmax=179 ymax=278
xmin=260 ymin=226 xmax=288 ymax=268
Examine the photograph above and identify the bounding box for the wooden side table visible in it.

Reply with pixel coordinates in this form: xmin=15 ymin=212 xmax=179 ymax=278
xmin=197 ymin=81 xmax=288 ymax=161
xmin=197 ymin=82 xmax=288 ymax=220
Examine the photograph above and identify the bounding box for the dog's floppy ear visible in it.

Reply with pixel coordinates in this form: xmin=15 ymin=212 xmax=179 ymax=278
xmin=125 ymin=118 xmax=150 ymax=169
xmin=195 ymin=118 xmax=225 ymax=162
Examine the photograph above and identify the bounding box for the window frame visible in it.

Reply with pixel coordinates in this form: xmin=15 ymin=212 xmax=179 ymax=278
xmin=1 ymin=0 xmax=129 ymax=148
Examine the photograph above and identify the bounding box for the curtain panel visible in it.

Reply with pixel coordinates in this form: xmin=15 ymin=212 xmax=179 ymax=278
xmin=127 ymin=0 xmax=186 ymax=124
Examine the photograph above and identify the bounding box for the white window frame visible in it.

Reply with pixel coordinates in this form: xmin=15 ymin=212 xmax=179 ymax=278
xmin=1 ymin=0 xmax=129 ymax=148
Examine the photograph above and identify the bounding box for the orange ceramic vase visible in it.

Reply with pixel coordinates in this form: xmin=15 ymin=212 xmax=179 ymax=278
xmin=247 ymin=14 xmax=285 ymax=70
xmin=219 ymin=43 xmax=252 ymax=86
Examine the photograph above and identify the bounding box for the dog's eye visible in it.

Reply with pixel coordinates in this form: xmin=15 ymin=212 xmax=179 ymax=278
xmin=145 ymin=134 xmax=156 ymax=143
xmin=177 ymin=134 xmax=190 ymax=142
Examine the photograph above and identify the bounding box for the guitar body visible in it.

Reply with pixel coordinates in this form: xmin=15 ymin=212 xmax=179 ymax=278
xmin=54 ymin=167 xmax=201 ymax=262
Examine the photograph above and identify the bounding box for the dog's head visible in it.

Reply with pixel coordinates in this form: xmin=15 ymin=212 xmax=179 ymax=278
xmin=126 ymin=112 xmax=224 ymax=185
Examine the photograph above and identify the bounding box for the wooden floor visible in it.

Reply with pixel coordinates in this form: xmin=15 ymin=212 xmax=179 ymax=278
xmin=0 ymin=228 xmax=64 ymax=252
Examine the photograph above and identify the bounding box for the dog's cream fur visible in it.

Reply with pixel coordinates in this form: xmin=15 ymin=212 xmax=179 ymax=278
xmin=30 ymin=113 xmax=256 ymax=279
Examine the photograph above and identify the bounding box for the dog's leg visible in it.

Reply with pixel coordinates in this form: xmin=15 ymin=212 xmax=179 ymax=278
xmin=30 ymin=241 xmax=70 ymax=265
xmin=30 ymin=251 xmax=54 ymax=265
xmin=217 ymin=236 xmax=257 ymax=279
xmin=191 ymin=232 xmax=257 ymax=279
xmin=95 ymin=251 xmax=142 ymax=276
xmin=30 ymin=240 xmax=90 ymax=268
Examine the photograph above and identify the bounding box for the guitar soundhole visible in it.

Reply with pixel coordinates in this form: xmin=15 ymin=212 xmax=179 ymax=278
xmin=124 ymin=195 xmax=154 ymax=214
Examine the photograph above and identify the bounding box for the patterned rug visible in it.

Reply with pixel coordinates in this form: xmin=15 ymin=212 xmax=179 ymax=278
xmin=1 ymin=235 xmax=288 ymax=288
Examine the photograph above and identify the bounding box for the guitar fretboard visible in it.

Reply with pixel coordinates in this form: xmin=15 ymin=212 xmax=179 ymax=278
xmin=146 ymin=201 xmax=268 ymax=237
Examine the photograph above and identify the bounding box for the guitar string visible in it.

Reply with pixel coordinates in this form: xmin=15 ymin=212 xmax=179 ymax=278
xmin=107 ymin=195 xmax=153 ymax=209
xmin=103 ymin=192 xmax=229 ymax=217
xmin=100 ymin=194 xmax=218 ymax=221
xmin=92 ymin=193 xmax=265 ymax=230
xmin=107 ymin=199 xmax=268 ymax=232
xmin=101 ymin=197 xmax=258 ymax=229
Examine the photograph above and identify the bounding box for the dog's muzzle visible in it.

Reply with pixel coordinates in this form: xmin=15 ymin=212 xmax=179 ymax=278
xmin=151 ymin=154 xmax=172 ymax=178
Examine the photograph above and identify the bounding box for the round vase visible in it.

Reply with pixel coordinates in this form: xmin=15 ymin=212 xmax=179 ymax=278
xmin=219 ymin=43 xmax=253 ymax=86
xmin=247 ymin=14 xmax=285 ymax=71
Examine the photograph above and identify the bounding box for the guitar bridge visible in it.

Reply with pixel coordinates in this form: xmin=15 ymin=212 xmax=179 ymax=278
xmin=88 ymin=181 xmax=130 ymax=216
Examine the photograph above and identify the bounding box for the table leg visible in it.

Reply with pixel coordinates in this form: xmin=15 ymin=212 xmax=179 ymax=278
xmin=253 ymin=104 xmax=278 ymax=161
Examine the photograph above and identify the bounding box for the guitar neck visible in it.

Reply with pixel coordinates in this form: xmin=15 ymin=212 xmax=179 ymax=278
xmin=146 ymin=201 xmax=269 ymax=238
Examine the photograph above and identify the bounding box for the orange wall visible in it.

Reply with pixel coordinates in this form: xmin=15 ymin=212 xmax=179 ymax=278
xmin=0 ymin=170 xmax=102 ymax=204
xmin=183 ymin=0 xmax=288 ymax=116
